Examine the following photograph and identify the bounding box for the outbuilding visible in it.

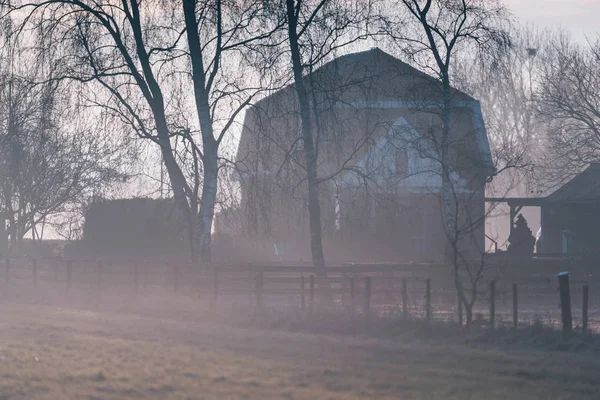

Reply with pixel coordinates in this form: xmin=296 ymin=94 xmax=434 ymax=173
xmin=487 ymin=163 xmax=600 ymax=256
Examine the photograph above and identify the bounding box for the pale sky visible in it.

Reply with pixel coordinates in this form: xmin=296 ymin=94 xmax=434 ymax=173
xmin=505 ymin=0 xmax=600 ymax=42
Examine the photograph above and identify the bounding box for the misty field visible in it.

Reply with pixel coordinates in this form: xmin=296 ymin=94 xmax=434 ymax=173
xmin=0 ymin=302 xmax=596 ymax=399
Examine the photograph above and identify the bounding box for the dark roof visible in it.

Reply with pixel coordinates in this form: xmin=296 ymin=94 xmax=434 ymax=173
xmin=486 ymin=164 xmax=600 ymax=206
xmin=241 ymin=47 xmax=490 ymax=169
xmin=251 ymin=47 xmax=475 ymax=109
xmin=545 ymin=163 xmax=600 ymax=204
xmin=485 ymin=197 xmax=547 ymax=207
xmin=320 ymin=47 xmax=476 ymax=100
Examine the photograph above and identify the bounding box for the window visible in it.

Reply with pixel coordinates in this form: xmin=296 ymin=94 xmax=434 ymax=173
xmin=395 ymin=150 xmax=409 ymax=177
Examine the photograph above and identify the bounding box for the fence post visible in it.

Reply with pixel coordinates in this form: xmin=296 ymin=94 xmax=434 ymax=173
xmin=32 ymin=259 xmax=37 ymax=287
xmin=309 ymin=275 xmax=315 ymax=314
xmin=255 ymin=270 xmax=264 ymax=310
xmin=5 ymin=258 xmax=9 ymax=283
xmin=489 ymin=281 xmax=496 ymax=329
xmin=66 ymin=259 xmax=73 ymax=292
xmin=425 ymin=279 xmax=431 ymax=323
xmin=457 ymin=291 xmax=463 ymax=326
xmin=583 ymin=284 xmax=589 ymax=334
xmin=512 ymin=283 xmax=518 ymax=329
xmin=402 ymin=279 xmax=408 ymax=320
xmin=364 ymin=277 xmax=372 ymax=323
xmin=300 ymin=276 xmax=305 ymax=310
xmin=97 ymin=260 xmax=103 ymax=289
xmin=350 ymin=275 xmax=356 ymax=318
xmin=212 ymin=266 xmax=219 ymax=304
xmin=557 ymin=272 xmax=572 ymax=338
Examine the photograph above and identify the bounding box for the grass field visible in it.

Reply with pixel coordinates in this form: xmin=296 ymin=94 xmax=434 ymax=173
xmin=0 ymin=303 xmax=597 ymax=399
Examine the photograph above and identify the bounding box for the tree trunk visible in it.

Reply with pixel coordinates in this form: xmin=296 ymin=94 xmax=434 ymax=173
xmin=286 ymin=0 xmax=326 ymax=274
xmin=464 ymin=302 xmax=473 ymax=329
xmin=441 ymin=76 xmax=455 ymax=252
xmin=197 ymin=144 xmax=218 ymax=266
xmin=182 ymin=0 xmax=220 ymax=269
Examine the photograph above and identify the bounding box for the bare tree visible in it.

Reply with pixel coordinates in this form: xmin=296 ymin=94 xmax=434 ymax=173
xmin=4 ymin=1 xmax=277 ymax=266
xmin=536 ymin=33 xmax=600 ymax=189
xmin=455 ymin=25 xmax=542 ymax=194
xmin=454 ymin=25 xmax=544 ymax=248
xmin=271 ymin=0 xmax=376 ymax=272
xmin=0 ymin=21 xmax=129 ymax=247
xmin=385 ymin=0 xmax=509 ymax=326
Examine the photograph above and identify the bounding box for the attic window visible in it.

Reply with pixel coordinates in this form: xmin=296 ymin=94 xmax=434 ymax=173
xmin=395 ymin=150 xmax=409 ymax=177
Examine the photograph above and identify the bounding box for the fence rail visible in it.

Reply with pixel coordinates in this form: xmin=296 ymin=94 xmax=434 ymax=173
xmin=0 ymin=257 xmax=597 ymax=333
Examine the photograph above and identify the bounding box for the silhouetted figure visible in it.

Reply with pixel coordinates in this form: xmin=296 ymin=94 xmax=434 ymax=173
xmin=507 ymin=214 xmax=535 ymax=256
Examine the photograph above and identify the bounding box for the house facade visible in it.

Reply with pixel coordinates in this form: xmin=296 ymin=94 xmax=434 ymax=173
xmin=221 ymin=48 xmax=493 ymax=263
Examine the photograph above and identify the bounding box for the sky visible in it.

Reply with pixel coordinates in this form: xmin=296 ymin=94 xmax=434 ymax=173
xmin=24 ymin=0 xmax=600 ymax=242
xmin=505 ymin=0 xmax=600 ymax=43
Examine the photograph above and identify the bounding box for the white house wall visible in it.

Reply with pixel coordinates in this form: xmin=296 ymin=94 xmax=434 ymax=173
xmin=335 ymin=100 xmax=493 ymax=176
xmin=336 ymin=116 xmax=472 ymax=195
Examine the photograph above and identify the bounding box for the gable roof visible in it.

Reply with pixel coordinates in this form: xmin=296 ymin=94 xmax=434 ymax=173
xmin=239 ymin=47 xmax=493 ymax=176
xmin=545 ymin=163 xmax=600 ymax=204
xmin=311 ymin=47 xmax=476 ymax=101
xmin=251 ymin=47 xmax=475 ymax=110
xmin=489 ymin=163 xmax=600 ymax=207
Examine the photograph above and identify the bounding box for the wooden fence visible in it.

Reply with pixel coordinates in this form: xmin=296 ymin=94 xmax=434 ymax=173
xmin=0 ymin=257 xmax=596 ymax=333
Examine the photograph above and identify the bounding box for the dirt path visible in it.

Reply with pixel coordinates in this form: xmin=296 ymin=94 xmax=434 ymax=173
xmin=0 ymin=303 xmax=597 ymax=399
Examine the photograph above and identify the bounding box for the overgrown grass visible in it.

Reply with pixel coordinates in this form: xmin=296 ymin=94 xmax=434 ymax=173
xmin=211 ymin=303 xmax=600 ymax=355
xmin=0 ymin=302 xmax=599 ymax=399
xmin=0 ymin=278 xmax=597 ymax=355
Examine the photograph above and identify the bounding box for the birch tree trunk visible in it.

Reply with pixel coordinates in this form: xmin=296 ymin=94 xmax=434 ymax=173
xmin=182 ymin=0 xmax=219 ymax=267
xmin=197 ymin=143 xmax=218 ymax=266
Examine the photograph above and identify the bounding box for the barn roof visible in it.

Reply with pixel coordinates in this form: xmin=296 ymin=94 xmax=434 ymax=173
xmin=486 ymin=163 xmax=600 ymax=207
xmin=250 ymin=47 xmax=476 ymax=110
xmin=545 ymin=163 xmax=600 ymax=204
xmin=240 ymin=47 xmax=493 ymax=175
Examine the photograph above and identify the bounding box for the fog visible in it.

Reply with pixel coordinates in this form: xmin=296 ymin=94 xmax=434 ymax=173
xmin=0 ymin=0 xmax=598 ymax=399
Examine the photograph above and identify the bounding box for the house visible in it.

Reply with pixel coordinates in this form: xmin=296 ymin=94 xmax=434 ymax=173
xmin=222 ymin=48 xmax=493 ymax=263
xmin=82 ymin=198 xmax=186 ymax=256
xmin=488 ymin=163 xmax=600 ymax=256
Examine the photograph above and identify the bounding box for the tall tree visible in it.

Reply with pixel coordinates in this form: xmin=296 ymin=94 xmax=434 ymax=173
xmin=454 ymin=25 xmax=543 ymax=247
xmin=388 ymin=0 xmax=509 ymax=326
xmin=536 ymin=33 xmax=600 ymax=188
xmin=0 ymin=16 xmax=128 ymax=246
xmin=275 ymin=0 xmax=375 ymax=271
xmin=285 ymin=0 xmax=325 ymax=269
xmin=4 ymin=1 xmax=276 ymax=265
xmin=455 ymin=25 xmax=541 ymax=196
